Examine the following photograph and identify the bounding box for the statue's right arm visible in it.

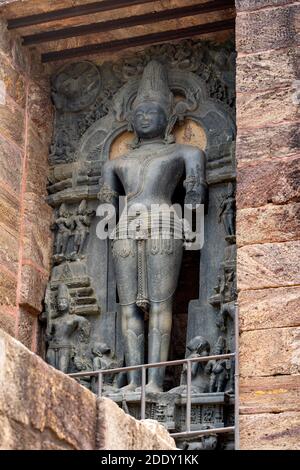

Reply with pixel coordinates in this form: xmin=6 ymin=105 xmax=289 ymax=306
xmin=98 ymin=160 xmax=120 ymax=205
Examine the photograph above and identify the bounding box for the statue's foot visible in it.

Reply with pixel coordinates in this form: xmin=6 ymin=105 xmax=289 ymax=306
xmin=118 ymin=382 xmax=139 ymax=393
xmin=136 ymin=382 xmax=163 ymax=394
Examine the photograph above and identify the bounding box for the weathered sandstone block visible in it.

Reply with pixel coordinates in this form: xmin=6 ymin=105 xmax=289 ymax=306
xmin=27 ymin=81 xmax=53 ymax=145
xmin=237 ymin=85 xmax=299 ymax=129
xmin=0 ymin=308 xmax=15 ymax=337
xmin=17 ymin=308 xmax=36 ymax=350
xmin=236 ymin=122 xmax=300 ymax=164
xmin=26 ymin=127 xmax=50 ymax=197
xmin=0 ymin=54 xmax=26 ymax=107
xmin=236 ymin=4 xmax=300 ymax=54
xmin=0 ymin=136 xmax=23 ymax=194
xmin=0 ymin=225 xmax=18 ymax=274
xmin=240 ymin=374 xmax=300 ymax=414
xmin=97 ymin=397 xmax=176 ymax=450
xmin=0 ymin=328 xmax=97 ymax=450
xmin=20 ymin=264 xmax=48 ymax=314
xmin=240 ymin=412 xmax=300 ymax=450
xmin=236 ymin=47 xmax=299 ymax=93
xmin=23 ymin=193 xmax=53 ymax=271
xmin=0 ymin=186 xmax=19 ymax=235
xmin=0 ymin=99 xmax=25 ymax=147
xmin=0 ymin=269 xmax=17 ymax=307
xmin=0 ymin=329 xmax=176 ymax=450
xmin=237 ymin=155 xmax=300 ymax=209
xmin=237 ymin=203 xmax=300 ymax=246
xmin=238 ymin=241 xmax=300 ymax=291
xmin=236 ymin=1 xmax=296 ymax=12
xmin=239 ymin=286 xmax=300 ymax=331
xmin=239 ymin=327 xmax=300 ymax=377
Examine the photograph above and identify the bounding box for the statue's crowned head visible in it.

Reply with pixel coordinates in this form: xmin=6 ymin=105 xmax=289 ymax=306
xmin=57 ymin=283 xmax=70 ymax=314
xmin=132 ymin=60 xmax=174 ymax=141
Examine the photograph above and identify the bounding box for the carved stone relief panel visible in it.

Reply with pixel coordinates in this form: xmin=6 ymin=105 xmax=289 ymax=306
xmin=42 ymin=38 xmax=236 ymax=447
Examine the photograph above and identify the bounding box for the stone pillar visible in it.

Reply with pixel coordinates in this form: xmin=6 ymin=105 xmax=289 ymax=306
xmin=235 ymin=0 xmax=300 ymax=449
xmin=0 ymin=18 xmax=53 ymax=352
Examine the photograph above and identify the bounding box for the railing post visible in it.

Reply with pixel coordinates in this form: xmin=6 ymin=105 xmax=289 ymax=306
xmin=186 ymin=360 xmax=191 ymax=433
xmin=141 ymin=366 xmax=146 ymax=420
xmin=97 ymin=371 xmax=103 ymax=398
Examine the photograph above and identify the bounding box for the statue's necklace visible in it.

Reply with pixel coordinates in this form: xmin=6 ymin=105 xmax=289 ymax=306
xmin=122 ymin=143 xmax=176 ymax=161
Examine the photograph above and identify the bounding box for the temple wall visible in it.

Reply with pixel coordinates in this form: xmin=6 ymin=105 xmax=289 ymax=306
xmin=0 ymin=328 xmax=176 ymax=450
xmin=235 ymin=0 xmax=300 ymax=450
xmin=0 ymin=18 xmax=53 ymax=352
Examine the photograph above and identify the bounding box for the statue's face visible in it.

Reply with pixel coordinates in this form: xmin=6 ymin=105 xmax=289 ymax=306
xmin=133 ymin=102 xmax=167 ymax=139
xmin=57 ymin=298 xmax=69 ymax=313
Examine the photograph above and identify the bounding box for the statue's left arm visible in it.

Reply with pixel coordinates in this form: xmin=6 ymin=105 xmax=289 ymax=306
xmin=183 ymin=147 xmax=207 ymax=207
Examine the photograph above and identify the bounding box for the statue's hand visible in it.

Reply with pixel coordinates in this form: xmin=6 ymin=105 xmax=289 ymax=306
xmin=185 ymin=185 xmax=207 ymax=207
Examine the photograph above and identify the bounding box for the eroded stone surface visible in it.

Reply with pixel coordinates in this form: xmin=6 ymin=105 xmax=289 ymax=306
xmin=0 ymin=225 xmax=18 ymax=274
xmin=240 ymin=374 xmax=300 ymax=414
xmin=236 ymin=47 xmax=299 ymax=93
xmin=0 ymin=269 xmax=17 ymax=308
xmin=0 ymin=328 xmax=97 ymax=450
xmin=97 ymin=397 xmax=176 ymax=450
xmin=237 ymin=203 xmax=300 ymax=246
xmin=236 ymin=122 xmax=300 ymax=164
xmin=237 ymin=85 xmax=299 ymax=129
xmin=0 ymin=136 xmax=23 ymax=195
xmin=236 ymin=1 xmax=296 ymax=12
xmin=239 ymin=327 xmax=300 ymax=377
xmin=0 ymin=308 xmax=15 ymax=337
xmin=237 ymin=155 xmax=300 ymax=209
xmin=239 ymin=286 xmax=300 ymax=331
xmin=238 ymin=241 xmax=300 ymax=291
xmin=236 ymin=4 xmax=300 ymax=54
xmin=23 ymin=192 xmax=53 ymax=271
xmin=25 ymin=127 xmax=50 ymax=198
xmin=0 ymin=99 xmax=25 ymax=148
xmin=0 ymin=328 xmax=176 ymax=450
xmin=240 ymin=412 xmax=300 ymax=450
xmin=20 ymin=264 xmax=48 ymax=314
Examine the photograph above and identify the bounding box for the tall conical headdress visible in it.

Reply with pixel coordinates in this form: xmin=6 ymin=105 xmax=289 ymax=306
xmin=57 ymin=283 xmax=69 ymax=300
xmin=132 ymin=60 xmax=173 ymax=115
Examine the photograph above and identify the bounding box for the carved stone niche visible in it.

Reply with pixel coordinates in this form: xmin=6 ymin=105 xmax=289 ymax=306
xmin=43 ymin=38 xmax=236 ymax=448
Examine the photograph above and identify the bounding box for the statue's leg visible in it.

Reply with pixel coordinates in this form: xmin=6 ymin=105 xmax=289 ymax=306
xmin=147 ymin=297 xmax=173 ymax=392
xmin=120 ymin=302 xmax=144 ymax=391
xmin=46 ymin=348 xmax=56 ymax=368
xmin=79 ymin=232 xmax=87 ymax=255
xmin=229 ymin=214 xmax=235 ymax=236
xmin=112 ymin=239 xmax=143 ymax=391
xmin=62 ymin=232 xmax=69 ymax=255
xmin=146 ymin=237 xmax=183 ymax=392
xmin=57 ymin=349 xmax=70 ymax=373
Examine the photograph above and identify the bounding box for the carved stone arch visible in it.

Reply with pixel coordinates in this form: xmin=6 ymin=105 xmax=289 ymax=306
xmin=75 ymin=68 xmax=235 ymax=166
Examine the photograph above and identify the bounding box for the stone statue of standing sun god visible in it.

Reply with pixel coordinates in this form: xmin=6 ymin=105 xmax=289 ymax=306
xmin=98 ymin=60 xmax=207 ymax=393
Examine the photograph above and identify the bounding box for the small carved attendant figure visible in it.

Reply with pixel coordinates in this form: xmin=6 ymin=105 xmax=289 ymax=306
xmin=91 ymin=342 xmax=119 ymax=392
xmin=72 ymin=200 xmax=95 ymax=257
xmin=46 ymin=283 xmax=89 ymax=373
xmin=98 ymin=60 xmax=207 ymax=393
xmin=205 ymin=337 xmax=228 ymax=393
xmin=219 ymin=182 xmax=235 ymax=239
xmin=180 ymin=336 xmax=211 ymax=392
xmin=52 ymin=203 xmax=74 ymax=259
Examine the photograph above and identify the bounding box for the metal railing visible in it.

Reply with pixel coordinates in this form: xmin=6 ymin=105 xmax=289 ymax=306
xmin=69 ymin=352 xmax=236 ymax=440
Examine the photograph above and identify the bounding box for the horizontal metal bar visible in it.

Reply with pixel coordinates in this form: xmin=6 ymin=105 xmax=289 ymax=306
xmin=23 ymin=0 xmax=234 ymax=46
xmin=42 ymin=18 xmax=235 ymax=62
xmin=170 ymin=426 xmax=235 ymax=438
xmin=7 ymin=0 xmax=155 ymax=29
xmin=69 ymin=352 xmax=235 ymax=379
